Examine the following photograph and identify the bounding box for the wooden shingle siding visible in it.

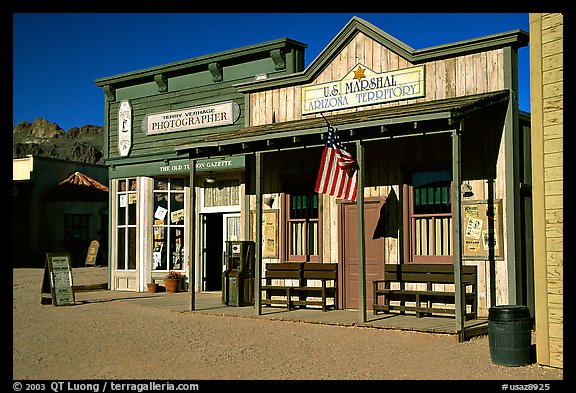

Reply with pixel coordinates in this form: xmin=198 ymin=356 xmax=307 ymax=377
xmin=530 ymin=12 xmax=563 ymax=369
xmin=249 ymin=32 xmax=505 ymax=126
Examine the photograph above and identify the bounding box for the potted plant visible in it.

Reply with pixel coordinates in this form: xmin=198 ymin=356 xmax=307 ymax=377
xmin=164 ymin=271 xmax=182 ymax=293
xmin=147 ymin=281 xmax=159 ymax=293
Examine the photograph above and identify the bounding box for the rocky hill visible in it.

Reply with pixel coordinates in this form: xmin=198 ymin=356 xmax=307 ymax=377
xmin=13 ymin=118 xmax=105 ymax=164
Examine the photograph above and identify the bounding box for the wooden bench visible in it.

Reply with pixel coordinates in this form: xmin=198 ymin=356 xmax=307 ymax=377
xmin=292 ymin=263 xmax=338 ymax=312
xmin=261 ymin=262 xmax=338 ymax=311
xmin=373 ymin=264 xmax=477 ymax=319
xmin=261 ymin=262 xmax=302 ymax=310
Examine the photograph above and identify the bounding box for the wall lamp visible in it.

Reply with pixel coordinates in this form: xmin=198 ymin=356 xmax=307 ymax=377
xmin=462 ymin=181 xmax=474 ymax=198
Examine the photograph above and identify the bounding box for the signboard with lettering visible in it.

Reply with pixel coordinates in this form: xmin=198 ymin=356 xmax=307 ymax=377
xmin=42 ymin=253 xmax=75 ymax=306
xmin=142 ymin=101 xmax=240 ymax=135
xmin=118 ymin=100 xmax=132 ymax=157
xmin=85 ymin=240 xmax=100 ymax=266
xmin=108 ymin=156 xmax=246 ymax=179
xmin=302 ymin=64 xmax=425 ymax=115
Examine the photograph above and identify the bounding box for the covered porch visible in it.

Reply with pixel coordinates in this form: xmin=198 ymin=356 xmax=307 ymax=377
xmin=174 ymin=90 xmax=514 ymax=342
xmin=116 ymin=291 xmax=488 ymax=342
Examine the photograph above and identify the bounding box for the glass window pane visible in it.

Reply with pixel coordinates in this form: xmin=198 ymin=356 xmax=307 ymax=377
xmin=117 ymin=228 xmax=126 ymax=269
xmin=170 ymin=178 xmax=184 ymax=190
xmin=128 ymin=227 xmax=137 ymax=269
xmin=308 ymin=221 xmax=318 ymax=255
xmin=170 ymin=227 xmax=184 ymax=270
xmin=170 ymin=193 xmax=185 ymax=225
xmin=118 ymin=195 xmax=126 ymax=225
xmin=203 ymin=179 xmax=239 ymax=207
xmin=152 ymin=227 xmax=167 ymax=270
xmin=128 ymin=196 xmax=137 ymax=225
xmin=129 ymin=179 xmax=137 ymax=191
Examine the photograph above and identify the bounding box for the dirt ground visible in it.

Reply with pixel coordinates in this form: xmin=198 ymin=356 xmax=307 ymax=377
xmin=13 ymin=267 xmax=564 ymax=383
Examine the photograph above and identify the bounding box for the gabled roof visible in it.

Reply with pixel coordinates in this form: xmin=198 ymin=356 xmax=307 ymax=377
xmin=60 ymin=171 xmax=109 ymax=191
xmin=42 ymin=172 xmax=109 ymax=202
xmin=234 ymin=16 xmax=529 ymax=93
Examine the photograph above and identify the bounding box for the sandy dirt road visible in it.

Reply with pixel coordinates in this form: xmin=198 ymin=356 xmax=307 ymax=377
xmin=13 ymin=267 xmax=564 ymax=385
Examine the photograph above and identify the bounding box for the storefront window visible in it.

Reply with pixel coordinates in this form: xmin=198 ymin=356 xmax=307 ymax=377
xmin=410 ymin=170 xmax=452 ymax=262
xmin=203 ymin=179 xmax=239 ymax=208
xmin=152 ymin=178 xmax=185 ymax=271
xmin=117 ymin=178 xmax=137 ymax=270
xmin=64 ymin=214 xmax=89 ymax=241
xmin=286 ymin=182 xmax=320 ymax=262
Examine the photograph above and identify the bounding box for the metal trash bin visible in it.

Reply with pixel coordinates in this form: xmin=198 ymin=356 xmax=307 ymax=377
xmin=488 ymin=305 xmax=532 ymax=366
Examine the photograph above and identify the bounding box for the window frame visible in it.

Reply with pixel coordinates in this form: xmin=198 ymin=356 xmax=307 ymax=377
xmin=116 ymin=178 xmax=138 ymax=271
xmin=284 ymin=181 xmax=322 ymax=262
xmin=152 ymin=177 xmax=186 ymax=272
xmin=404 ymin=167 xmax=454 ymax=264
xmin=63 ymin=214 xmax=90 ymax=242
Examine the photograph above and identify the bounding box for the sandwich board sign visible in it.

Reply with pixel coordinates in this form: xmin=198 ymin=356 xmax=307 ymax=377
xmin=41 ymin=253 xmax=75 ymax=306
xmin=85 ymin=240 xmax=100 ymax=266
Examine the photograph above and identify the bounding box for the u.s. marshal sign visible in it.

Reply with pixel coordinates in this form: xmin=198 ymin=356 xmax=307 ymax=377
xmin=302 ymin=64 xmax=425 ymax=115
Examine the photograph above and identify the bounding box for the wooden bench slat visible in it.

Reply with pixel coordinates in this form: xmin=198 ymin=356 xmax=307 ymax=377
xmin=373 ymin=263 xmax=477 ymax=319
xmin=261 ymin=262 xmax=338 ymax=312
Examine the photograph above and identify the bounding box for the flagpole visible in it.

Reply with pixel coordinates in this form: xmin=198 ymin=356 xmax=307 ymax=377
xmin=356 ymin=140 xmax=367 ymax=323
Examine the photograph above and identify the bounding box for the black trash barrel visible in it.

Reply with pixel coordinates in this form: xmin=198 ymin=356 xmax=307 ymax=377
xmin=488 ymin=305 xmax=532 ymax=366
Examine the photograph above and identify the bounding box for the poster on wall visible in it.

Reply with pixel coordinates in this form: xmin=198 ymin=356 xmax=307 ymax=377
xmin=462 ymin=200 xmax=503 ymax=259
xmin=250 ymin=210 xmax=279 ymax=258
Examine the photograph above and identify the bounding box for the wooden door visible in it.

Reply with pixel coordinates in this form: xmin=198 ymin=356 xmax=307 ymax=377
xmin=341 ymin=199 xmax=385 ymax=310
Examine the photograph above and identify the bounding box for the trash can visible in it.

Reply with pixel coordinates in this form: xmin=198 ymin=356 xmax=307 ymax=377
xmin=488 ymin=305 xmax=532 ymax=366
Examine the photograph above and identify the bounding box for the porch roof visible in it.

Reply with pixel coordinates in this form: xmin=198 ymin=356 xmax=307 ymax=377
xmin=175 ymin=89 xmax=510 ymax=159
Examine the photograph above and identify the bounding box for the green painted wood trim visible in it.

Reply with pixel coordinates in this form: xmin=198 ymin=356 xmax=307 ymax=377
xmin=95 ymin=38 xmax=307 ymax=87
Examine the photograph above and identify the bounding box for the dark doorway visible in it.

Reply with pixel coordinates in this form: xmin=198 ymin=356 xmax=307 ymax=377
xmin=202 ymin=213 xmax=224 ymax=291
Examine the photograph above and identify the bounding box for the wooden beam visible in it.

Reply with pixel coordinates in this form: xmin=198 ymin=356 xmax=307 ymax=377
xmin=254 ymin=151 xmax=263 ymax=316
xmin=356 ymin=140 xmax=366 ymax=323
xmin=188 ymin=158 xmax=197 ymax=311
xmin=451 ymin=123 xmax=465 ymax=339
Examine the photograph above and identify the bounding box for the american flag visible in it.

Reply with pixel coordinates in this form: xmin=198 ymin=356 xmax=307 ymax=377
xmin=315 ymin=126 xmax=358 ymax=202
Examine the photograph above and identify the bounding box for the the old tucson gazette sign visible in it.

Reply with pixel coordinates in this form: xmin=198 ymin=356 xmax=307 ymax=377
xmin=302 ymin=64 xmax=425 ymax=114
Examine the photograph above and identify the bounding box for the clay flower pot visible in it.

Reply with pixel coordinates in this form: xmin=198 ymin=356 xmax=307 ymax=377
xmin=147 ymin=283 xmax=158 ymax=293
xmin=164 ymin=278 xmax=179 ymax=293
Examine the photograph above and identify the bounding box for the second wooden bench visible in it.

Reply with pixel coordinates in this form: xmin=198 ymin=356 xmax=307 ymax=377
xmin=373 ymin=263 xmax=477 ymax=319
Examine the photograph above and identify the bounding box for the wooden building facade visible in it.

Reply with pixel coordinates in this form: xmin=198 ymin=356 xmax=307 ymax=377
xmin=96 ymin=17 xmax=531 ymax=323
xmin=530 ymin=12 xmax=563 ymax=369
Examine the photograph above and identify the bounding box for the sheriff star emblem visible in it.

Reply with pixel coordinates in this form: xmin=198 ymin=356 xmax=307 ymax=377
xmin=353 ymin=65 xmax=366 ymax=81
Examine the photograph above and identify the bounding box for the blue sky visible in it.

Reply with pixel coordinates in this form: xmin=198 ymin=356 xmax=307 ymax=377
xmin=12 ymin=13 xmax=530 ymax=131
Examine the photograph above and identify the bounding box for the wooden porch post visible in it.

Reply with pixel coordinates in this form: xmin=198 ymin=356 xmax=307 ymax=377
xmin=254 ymin=151 xmax=263 ymax=316
xmin=356 ymin=140 xmax=367 ymax=323
xmin=452 ymin=123 xmax=465 ymax=338
xmin=188 ymin=158 xmax=196 ymax=311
